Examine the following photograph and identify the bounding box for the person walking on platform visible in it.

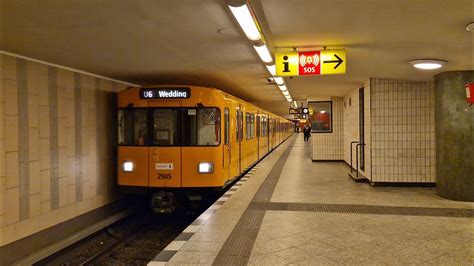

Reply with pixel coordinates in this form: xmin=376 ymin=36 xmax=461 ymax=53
xmin=303 ymin=125 xmax=311 ymax=142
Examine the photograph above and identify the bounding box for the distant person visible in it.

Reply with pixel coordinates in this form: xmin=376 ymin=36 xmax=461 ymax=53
xmin=303 ymin=125 xmax=311 ymax=142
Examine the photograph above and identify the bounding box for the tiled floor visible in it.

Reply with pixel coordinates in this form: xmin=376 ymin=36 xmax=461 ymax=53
xmin=149 ymin=134 xmax=473 ymax=265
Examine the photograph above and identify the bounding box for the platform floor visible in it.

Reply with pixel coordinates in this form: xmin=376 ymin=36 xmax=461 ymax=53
xmin=149 ymin=135 xmax=473 ymax=265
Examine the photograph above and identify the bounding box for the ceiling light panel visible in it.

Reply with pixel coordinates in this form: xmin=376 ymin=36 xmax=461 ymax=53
xmin=228 ymin=4 xmax=261 ymax=41
xmin=253 ymin=44 xmax=273 ymax=63
xmin=274 ymin=77 xmax=284 ymax=85
xmin=266 ymin=64 xmax=276 ymax=76
xmin=278 ymin=84 xmax=288 ymax=92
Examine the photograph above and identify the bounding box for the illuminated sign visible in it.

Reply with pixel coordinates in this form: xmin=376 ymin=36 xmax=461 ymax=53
xmin=140 ymin=87 xmax=191 ymax=99
xmin=289 ymin=108 xmax=301 ymax=114
xmin=289 ymin=108 xmax=309 ymax=114
xmin=276 ymin=50 xmax=346 ymax=76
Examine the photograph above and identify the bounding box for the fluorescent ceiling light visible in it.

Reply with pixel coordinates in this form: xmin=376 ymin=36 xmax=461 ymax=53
xmin=266 ymin=64 xmax=276 ymax=76
xmin=228 ymin=4 xmax=261 ymax=41
xmin=466 ymin=22 xmax=474 ymax=32
xmin=282 ymin=90 xmax=290 ymax=96
xmin=409 ymin=59 xmax=446 ymax=70
xmin=274 ymin=76 xmax=284 ymax=85
xmin=293 ymin=101 xmax=298 ymax=107
xmin=286 ymin=97 xmax=292 ymax=102
xmin=277 ymin=84 xmax=287 ymax=92
xmin=253 ymin=44 xmax=273 ymax=63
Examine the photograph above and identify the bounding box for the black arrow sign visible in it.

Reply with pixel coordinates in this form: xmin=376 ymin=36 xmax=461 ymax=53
xmin=323 ymin=54 xmax=343 ymax=69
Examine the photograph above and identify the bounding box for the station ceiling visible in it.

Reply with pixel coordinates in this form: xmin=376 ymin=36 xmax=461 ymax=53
xmin=1 ymin=0 xmax=473 ymax=116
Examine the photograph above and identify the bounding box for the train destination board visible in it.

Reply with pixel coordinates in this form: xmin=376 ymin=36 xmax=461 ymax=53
xmin=140 ymin=87 xmax=191 ymax=99
xmin=276 ymin=50 xmax=346 ymax=76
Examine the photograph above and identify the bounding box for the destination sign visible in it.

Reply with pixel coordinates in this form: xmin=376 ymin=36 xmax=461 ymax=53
xmin=140 ymin=87 xmax=191 ymax=99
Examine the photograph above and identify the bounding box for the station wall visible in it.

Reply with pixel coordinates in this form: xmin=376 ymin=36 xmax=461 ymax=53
xmin=315 ymin=78 xmax=435 ymax=184
xmin=370 ymin=78 xmax=435 ymax=183
xmin=0 ymin=54 xmax=128 ymax=246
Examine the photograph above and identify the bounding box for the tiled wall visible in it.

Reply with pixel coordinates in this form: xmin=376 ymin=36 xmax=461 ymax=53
xmin=370 ymin=78 xmax=435 ymax=183
xmin=311 ymin=97 xmax=343 ymax=160
xmin=0 ymin=54 xmax=129 ymax=246
xmin=343 ymin=80 xmax=371 ymax=177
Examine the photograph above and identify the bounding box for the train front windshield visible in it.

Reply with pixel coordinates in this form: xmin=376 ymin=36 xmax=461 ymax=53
xmin=118 ymin=107 xmax=220 ymax=146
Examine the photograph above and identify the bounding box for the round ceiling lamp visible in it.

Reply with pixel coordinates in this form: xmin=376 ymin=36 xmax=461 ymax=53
xmin=409 ymin=59 xmax=447 ymax=70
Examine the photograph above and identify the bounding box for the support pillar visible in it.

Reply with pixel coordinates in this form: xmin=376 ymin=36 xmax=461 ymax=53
xmin=434 ymin=71 xmax=474 ymax=201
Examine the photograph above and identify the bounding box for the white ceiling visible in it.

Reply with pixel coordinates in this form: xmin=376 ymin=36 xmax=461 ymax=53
xmin=1 ymin=0 xmax=473 ymax=116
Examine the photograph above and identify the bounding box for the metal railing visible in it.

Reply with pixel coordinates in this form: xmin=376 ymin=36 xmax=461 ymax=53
xmin=355 ymin=143 xmax=366 ymax=178
xmin=349 ymin=141 xmax=359 ymax=173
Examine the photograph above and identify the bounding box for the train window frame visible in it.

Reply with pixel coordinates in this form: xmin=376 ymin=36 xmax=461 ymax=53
xmin=256 ymin=115 xmax=260 ymax=138
xmin=250 ymin=113 xmax=255 ymax=139
xmin=151 ymin=107 xmax=181 ymax=146
xmin=182 ymin=107 xmax=221 ymax=147
xmin=224 ymin=108 xmax=229 ymax=145
xmin=245 ymin=112 xmax=250 ymax=140
xmin=118 ymin=107 xmax=149 ymax=146
xmin=308 ymin=101 xmax=333 ymax=133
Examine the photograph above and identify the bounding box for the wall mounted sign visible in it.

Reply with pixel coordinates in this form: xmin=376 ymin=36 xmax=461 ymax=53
xmin=276 ymin=50 xmax=346 ymax=76
xmin=140 ymin=87 xmax=191 ymax=99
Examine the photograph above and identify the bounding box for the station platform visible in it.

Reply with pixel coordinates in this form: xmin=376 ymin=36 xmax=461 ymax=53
xmin=149 ymin=135 xmax=473 ymax=265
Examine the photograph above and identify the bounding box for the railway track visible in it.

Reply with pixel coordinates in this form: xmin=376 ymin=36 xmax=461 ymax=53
xmin=35 ymin=200 xmax=207 ymax=266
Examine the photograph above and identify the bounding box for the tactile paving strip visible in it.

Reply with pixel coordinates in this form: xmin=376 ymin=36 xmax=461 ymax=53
xmin=213 ymin=139 xmax=296 ymax=265
xmin=248 ymin=202 xmax=474 ymax=218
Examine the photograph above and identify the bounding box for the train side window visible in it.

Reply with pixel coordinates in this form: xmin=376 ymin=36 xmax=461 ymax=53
xmin=245 ymin=113 xmax=250 ymax=139
xmin=118 ymin=108 xmax=148 ymax=145
xmin=224 ymin=108 xmax=229 ymax=145
xmin=152 ymin=108 xmax=180 ymax=146
xmin=256 ymin=115 xmax=260 ymax=138
xmin=250 ymin=114 xmax=255 ymax=139
xmin=236 ymin=110 xmax=239 ymax=142
xmin=183 ymin=108 xmax=220 ymax=146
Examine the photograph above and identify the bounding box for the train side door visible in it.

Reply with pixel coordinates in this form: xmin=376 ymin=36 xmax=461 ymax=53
xmin=256 ymin=113 xmax=260 ymax=160
xmin=223 ymin=107 xmax=231 ymax=181
xmin=267 ymin=117 xmax=270 ymax=151
xmin=237 ymin=105 xmax=243 ymax=173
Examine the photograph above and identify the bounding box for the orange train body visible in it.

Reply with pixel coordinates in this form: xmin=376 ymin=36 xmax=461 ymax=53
xmin=117 ymin=86 xmax=293 ymax=191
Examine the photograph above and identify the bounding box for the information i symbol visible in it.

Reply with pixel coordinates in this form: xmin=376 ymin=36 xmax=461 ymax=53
xmin=283 ymin=55 xmax=290 ymax=72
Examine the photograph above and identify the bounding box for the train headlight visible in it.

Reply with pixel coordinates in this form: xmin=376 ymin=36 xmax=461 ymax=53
xmin=198 ymin=162 xmax=214 ymax=174
xmin=123 ymin=161 xmax=134 ymax=172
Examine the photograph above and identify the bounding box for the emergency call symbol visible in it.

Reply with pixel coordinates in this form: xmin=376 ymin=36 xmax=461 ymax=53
xmin=298 ymin=51 xmax=321 ymax=75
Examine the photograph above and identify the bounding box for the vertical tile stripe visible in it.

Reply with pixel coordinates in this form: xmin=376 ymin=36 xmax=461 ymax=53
xmin=48 ymin=67 xmax=59 ymax=210
xmin=74 ymin=73 xmax=83 ymax=201
xmin=95 ymin=78 xmax=103 ymax=195
xmin=17 ymin=58 xmax=30 ymax=221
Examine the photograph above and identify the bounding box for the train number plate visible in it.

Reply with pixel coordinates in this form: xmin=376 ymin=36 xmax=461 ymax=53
xmin=156 ymin=163 xmax=173 ymax=170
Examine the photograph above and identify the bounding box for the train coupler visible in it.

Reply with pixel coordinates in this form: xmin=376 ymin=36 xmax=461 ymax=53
xmin=151 ymin=191 xmax=176 ymax=214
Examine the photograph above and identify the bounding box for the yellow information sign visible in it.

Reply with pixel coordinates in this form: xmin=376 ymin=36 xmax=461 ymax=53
xmin=275 ymin=52 xmax=298 ymax=76
xmin=320 ymin=50 xmax=346 ymax=75
xmin=275 ymin=50 xmax=346 ymax=76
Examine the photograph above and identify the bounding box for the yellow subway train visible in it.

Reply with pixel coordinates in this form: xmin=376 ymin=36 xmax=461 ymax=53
xmin=117 ymin=85 xmax=293 ymax=212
